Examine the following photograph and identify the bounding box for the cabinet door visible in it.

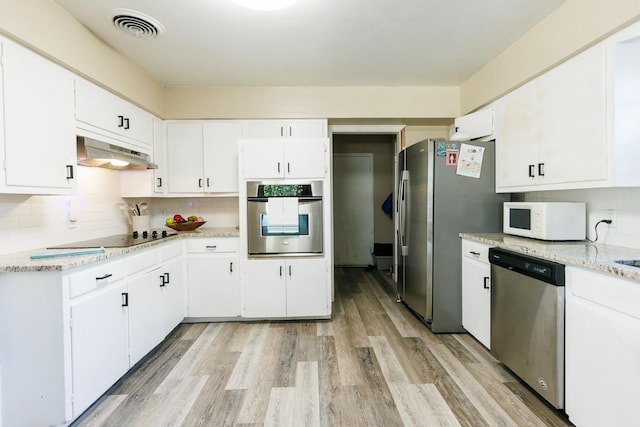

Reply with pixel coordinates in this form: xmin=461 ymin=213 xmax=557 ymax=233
xmin=167 ymin=122 xmax=204 ymax=193
xmin=242 ymin=120 xmax=287 ymax=138
xmin=153 ymin=118 xmax=167 ymax=194
xmin=203 ymin=122 xmax=242 ymax=192
xmin=2 ymin=39 xmax=76 ymax=193
xmin=287 ymin=120 xmax=327 ymax=138
xmin=283 ymin=139 xmax=327 ymax=178
xmin=566 ymin=270 xmax=640 ymax=427
xmin=70 ymin=280 xmax=129 ymax=417
xmin=461 ymin=257 xmax=491 ymax=348
xmin=161 ymin=257 xmax=184 ymax=334
xmin=241 ymin=139 xmax=285 ymax=179
xmin=128 ymin=265 xmax=165 ymax=365
xmin=187 ymin=255 xmax=240 ymax=317
xmin=75 ymin=78 xmax=153 ymax=148
xmin=494 ymin=82 xmax=539 ymax=190
xmin=537 ymin=45 xmax=608 ymax=185
xmin=285 ymin=258 xmax=329 ymax=317
xmin=454 ymin=108 xmax=493 ymax=140
xmin=242 ymin=259 xmax=286 ymax=318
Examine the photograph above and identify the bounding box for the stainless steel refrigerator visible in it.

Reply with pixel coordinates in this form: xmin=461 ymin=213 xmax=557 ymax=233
xmin=396 ymin=138 xmax=508 ymax=333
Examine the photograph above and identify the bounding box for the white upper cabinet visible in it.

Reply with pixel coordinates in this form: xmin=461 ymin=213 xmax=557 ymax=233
xmin=241 ymin=119 xmax=327 ymax=138
xmin=453 ymin=107 xmax=493 ymax=140
xmin=166 ymin=121 xmax=242 ymax=194
xmin=610 ymin=22 xmax=640 ymax=186
xmin=0 ymin=36 xmax=76 ymax=194
xmin=495 ymin=43 xmax=608 ymax=192
xmin=240 ymin=138 xmax=328 ymax=179
xmin=203 ymin=122 xmax=242 ymax=192
xmin=75 ymin=78 xmax=154 ymax=152
xmin=495 ymin=20 xmax=640 ymax=193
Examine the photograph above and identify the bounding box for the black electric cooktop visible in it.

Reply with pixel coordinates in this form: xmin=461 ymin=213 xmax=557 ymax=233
xmin=47 ymin=229 xmax=176 ymax=249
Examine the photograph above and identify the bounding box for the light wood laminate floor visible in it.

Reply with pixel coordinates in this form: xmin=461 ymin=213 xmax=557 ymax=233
xmin=73 ymin=268 xmax=572 ymax=427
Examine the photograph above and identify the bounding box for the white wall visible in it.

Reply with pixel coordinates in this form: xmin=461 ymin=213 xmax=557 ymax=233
xmin=523 ymin=188 xmax=640 ymax=249
xmin=0 ymin=167 xmax=239 ymax=255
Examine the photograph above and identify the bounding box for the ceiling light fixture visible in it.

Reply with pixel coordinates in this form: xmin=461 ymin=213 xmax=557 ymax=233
xmin=232 ymin=0 xmax=299 ymax=11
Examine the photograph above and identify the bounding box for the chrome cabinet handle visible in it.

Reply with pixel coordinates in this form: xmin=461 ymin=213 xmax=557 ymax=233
xmin=66 ymin=165 xmax=74 ymax=180
xmin=121 ymin=292 xmax=129 ymax=307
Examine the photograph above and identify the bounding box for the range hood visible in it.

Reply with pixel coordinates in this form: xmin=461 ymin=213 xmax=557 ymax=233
xmin=77 ymin=137 xmax=157 ymax=170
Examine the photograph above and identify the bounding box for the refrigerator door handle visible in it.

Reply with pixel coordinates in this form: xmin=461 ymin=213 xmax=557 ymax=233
xmin=400 ymin=170 xmax=410 ymax=256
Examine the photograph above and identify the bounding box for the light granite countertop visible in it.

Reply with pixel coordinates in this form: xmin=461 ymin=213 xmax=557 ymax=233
xmin=0 ymin=227 xmax=240 ymax=273
xmin=460 ymin=232 xmax=640 ymax=281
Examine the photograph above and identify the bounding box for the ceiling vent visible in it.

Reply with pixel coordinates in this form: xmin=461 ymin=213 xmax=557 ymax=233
xmin=109 ymin=9 xmax=165 ymax=39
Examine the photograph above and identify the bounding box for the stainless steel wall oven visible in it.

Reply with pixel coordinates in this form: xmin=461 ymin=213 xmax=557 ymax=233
xmin=247 ymin=181 xmax=323 ymax=256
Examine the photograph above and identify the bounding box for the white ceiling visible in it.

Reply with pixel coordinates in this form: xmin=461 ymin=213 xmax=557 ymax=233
xmin=54 ymin=0 xmax=566 ymax=87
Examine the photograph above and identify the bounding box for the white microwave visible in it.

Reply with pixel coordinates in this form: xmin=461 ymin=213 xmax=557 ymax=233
xmin=503 ymin=202 xmax=586 ymax=241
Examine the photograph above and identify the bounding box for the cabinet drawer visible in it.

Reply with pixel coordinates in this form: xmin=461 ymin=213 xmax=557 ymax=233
xmin=461 ymin=239 xmax=491 ymax=264
xmin=186 ymin=238 xmax=238 ymax=253
xmin=567 ymin=267 xmax=640 ymax=320
xmin=68 ymin=259 xmax=126 ymax=298
xmin=158 ymin=240 xmax=183 ymax=262
xmin=126 ymin=249 xmax=159 ymax=275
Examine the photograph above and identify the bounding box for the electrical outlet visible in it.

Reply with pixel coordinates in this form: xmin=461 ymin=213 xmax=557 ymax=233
xmin=605 ymin=209 xmax=616 ymax=228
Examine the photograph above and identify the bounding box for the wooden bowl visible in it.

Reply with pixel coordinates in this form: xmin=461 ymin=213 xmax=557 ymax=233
xmin=165 ymin=221 xmax=206 ymax=231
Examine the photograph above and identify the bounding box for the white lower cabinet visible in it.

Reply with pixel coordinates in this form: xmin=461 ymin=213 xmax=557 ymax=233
xmin=128 ymin=243 xmax=184 ymax=364
xmin=460 ymin=239 xmax=492 ymax=348
xmin=127 ymin=262 xmax=166 ymax=365
xmin=69 ymin=279 xmax=129 ymax=417
xmin=242 ymin=257 xmax=328 ymax=318
xmin=186 ymin=238 xmax=240 ymax=318
xmin=565 ymin=266 xmax=640 ymax=427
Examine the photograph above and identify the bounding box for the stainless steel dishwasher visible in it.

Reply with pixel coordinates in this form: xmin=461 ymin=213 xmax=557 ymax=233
xmin=488 ymin=247 xmax=565 ymax=409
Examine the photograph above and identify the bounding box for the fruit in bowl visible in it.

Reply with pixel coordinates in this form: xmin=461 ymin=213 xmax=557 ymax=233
xmin=165 ymin=214 xmax=206 ymax=231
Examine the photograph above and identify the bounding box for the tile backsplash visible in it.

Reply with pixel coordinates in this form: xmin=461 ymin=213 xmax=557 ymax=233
xmin=522 ymin=187 xmax=640 ymax=249
xmin=0 ymin=167 xmax=239 ymax=255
